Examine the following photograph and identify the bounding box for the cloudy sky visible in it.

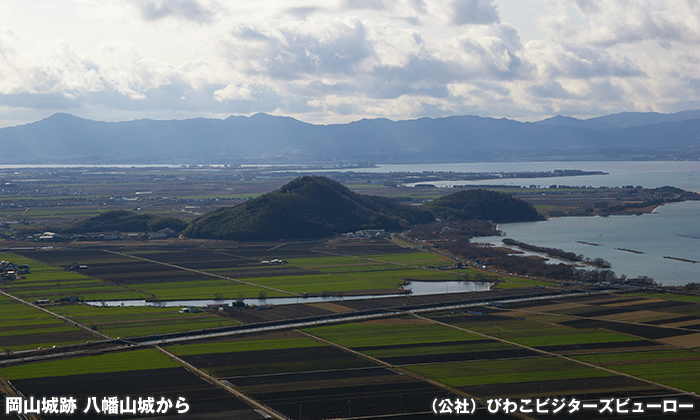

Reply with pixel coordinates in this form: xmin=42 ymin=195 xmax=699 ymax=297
xmin=0 ymin=0 xmax=698 ymax=127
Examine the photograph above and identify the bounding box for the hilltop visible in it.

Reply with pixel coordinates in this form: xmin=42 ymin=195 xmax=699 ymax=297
xmin=62 ymin=178 xmax=545 ymax=240
xmin=183 ymin=176 xmax=433 ymax=240
xmin=423 ymin=189 xmax=542 ymax=223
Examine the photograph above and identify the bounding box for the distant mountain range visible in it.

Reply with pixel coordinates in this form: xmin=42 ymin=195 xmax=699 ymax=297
xmin=2 ymin=110 xmax=700 ymax=164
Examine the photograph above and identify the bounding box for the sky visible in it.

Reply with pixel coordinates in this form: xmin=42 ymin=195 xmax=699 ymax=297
xmin=0 ymin=0 xmax=699 ymax=127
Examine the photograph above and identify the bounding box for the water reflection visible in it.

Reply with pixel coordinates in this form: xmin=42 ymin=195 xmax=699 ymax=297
xmin=87 ymin=280 xmax=493 ymax=307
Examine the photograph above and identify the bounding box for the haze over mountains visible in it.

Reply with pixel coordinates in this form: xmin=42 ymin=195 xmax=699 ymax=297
xmin=3 ymin=110 xmax=700 ymax=164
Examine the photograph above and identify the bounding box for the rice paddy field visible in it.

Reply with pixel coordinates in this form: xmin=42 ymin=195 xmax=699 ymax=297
xmin=0 ymin=293 xmax=97 ymax=351
xmin=48 ymin=304 xmax=239 ymax=338
xmin=10 ymin=244 xmax=476 ymax=302
xmin=0 ymin=251 xmax=143 ymax=301
xmin=3 ymin=240 xmax=700 ymax=419
xmin=0 ymin=348 xmax=261 ymax=419
xmin=164 ymin=330 xmax=455 ymax=419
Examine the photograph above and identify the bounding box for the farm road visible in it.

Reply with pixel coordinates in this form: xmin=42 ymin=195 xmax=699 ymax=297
xmin=102 ymin=249 xmax=301 ymax=297
xmin=155 ymin=345 xmax=287 ymax=420
xmin=0 ymin=289 xmax=108 ymax=341
xmin=413 ymin=313 xmax=696 ymax=399
xmin=296 ymin=327 xmax=537 ymax=420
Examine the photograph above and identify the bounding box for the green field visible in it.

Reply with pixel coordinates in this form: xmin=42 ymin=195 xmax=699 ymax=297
xmin=304 ymin=319 xmax=484 ymax=348
xmin=437 ymin=316 xmax=641 ymax=348
xmin=0 ymin=252 xmax=141 ymax=300
xmin=0 ymin=294 xmax=93 ymax=351
xmin=49 ymin=304 xmax=238 ymax=338
xmin=359 ymin=252 xmax=453 ymax=266
xmin=362 ymin=340 xmax=515 ymax=359
xmin=245 ymin=273 xmax=401 ymax=294
xmin=573 ymin=349 xmax=700 ymax=364
xmin=608 ymin=361 xmax=700 ymax=393
xmin=572 ymin=349 xmax=700 ymax=393
xmin=0 ymin=348 xmax=179 ymax=380
xmin=167 ymin=336 xmax=323 ymax=356
xmin=625 ymin=292 xmax=700 ymax=303
xmin=405 ymin=356 xmax=613 ymax=387
xmin=134 ymin=279 xmax=294 ymax=300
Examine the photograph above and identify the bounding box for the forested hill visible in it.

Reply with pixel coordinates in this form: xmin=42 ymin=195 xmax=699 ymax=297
xmin=183 ymin=176 xmax=434 ymax=240
xmin=63 ymin=179 xmax=543 ymax=240
xmin=423 ymin=189 xmax=542 ymax=223
xmin=63 ymin=210 xmax=188 ymax=233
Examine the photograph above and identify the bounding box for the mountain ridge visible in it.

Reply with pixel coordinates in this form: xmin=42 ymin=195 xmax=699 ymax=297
xmin=2 ymin=110 xmax=699 ymax=164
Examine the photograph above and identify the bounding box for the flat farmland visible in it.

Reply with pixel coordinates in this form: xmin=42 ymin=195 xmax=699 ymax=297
xmin=134 ymin=279 xmax=294 ymax=299
xmin=572 ymin=349 xmax=700 ymax=393
xmin=302 ymin=316 xmax=679 ymax=410
xmin=319 ymin=238 xmax=422 ymax=256
xmin=501 ymin=293 xmax=700 ymax=343
xmin=358 ymin=251 xmax=454 ymax=267
xmin=303 ymin=317 xmax=487 ymax=348
xmin=0 ymin=294 xmax=97 ymax=351
xmin=431 ymin=314 xmax=645 ymax=350
xmin=8 ymin=240 xmax=495 ymax=303
xmin=356 ymin=339 xmax=539 ymax=365
xmin=286 ymin=255 xmax=401 ymax=273
xmin=406 ymin=356 xmax=614 ymax=389
xmin=78 ymin=260 xmax=210 ymax=284
xmin=243 ymin=273 xmax=403 ymax=295
xmin=49 ymin=304 xmax=239 ymax=338
xmin=15 ymin=248 xmax=294 ymax=300
xmin=11 ymin=249 xmax=134 ymax=266
xmin=165 ymin=330 xmax=454 ymax=420
xmin=128 ymin=249 xmax=323 ymax=278
xmin=0 ymin=348 xmax=261 ymax=419
xmin=168 ymin=331 xmax=375 ymax=377
xmin=0 ymin=251 xmax=141 ymax=301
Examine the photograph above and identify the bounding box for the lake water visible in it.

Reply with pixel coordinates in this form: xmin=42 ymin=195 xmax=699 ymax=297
xmin=17 ymin=161 xmax=699 ymax=287
xmin=362 ymin=161 xmax=700 ymax=192
xmin=476 ymin=201 xmax=700 ymax=287
xmin=336 ymin=161 xmax=700 ymax=287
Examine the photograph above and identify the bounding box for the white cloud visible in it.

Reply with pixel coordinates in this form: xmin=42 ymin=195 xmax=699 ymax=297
xmin=136 ymin=0 xmax=220 ymax=23
xmin=0 ymin=0 xmax=699 ymax=127
xmin=450 ymin=0 xmax=500 ymax=25
xmin=213 ymin=83 xmax=253 ymax=101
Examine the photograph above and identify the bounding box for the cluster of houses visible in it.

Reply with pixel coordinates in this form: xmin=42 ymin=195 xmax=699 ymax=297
xmin=340 ymin=229 xmax=389 ymax=239
xmin=65 ymin=263 xmax=90 ymax=271
xmin=0 ymin=260 xmax=29 ymax=282
xmin=28 ymin=227 xmax=180 ymax=242
xmin=261 ymin=259 xmax=287 ymax=265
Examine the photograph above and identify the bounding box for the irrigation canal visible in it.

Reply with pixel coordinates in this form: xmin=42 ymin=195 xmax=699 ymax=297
xmin=1 ymin=287 xmax=604 ymax=366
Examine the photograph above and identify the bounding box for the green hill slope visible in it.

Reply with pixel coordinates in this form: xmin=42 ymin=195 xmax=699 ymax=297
xmin=64 ymin=210 xmax=188 ymax=233
xmin=184 ymin=176 xmax=433 ymax=240
xmin=423 ymin=189 xmax=542 ymax=223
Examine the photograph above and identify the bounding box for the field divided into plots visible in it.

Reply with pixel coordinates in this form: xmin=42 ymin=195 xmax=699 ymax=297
xmin=419 ymin=293 xmax=700 ymax=400
xmin=48 ymin=304 xmax=238 ymax=338
xmin=572 ymin=350 xmax=700 ymax=393
xmin=0 ymin=294 xmax=97 ymax=351
xmin=165 ymin=330 xmax=452 ymax=419
xmin=302 ymin=316 xmax=647 ymax=400
xmin=0 ymin=252 xmax=141 ymax=301
xmin=13 ymin=245 xmax=478 ymax=302
xmin=0 ymin=348 xmax=259 ymax=418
